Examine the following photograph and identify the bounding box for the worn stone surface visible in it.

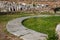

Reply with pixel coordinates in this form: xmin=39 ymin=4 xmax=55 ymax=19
xmin=6 ymin=15 xmax=60 ymax=40
xmin=56 ymin=24 xmax=60 ymax=40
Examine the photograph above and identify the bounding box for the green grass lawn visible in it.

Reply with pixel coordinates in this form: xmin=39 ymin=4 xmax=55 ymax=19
xmin=23 ymin=16 xmax=60 ymax=40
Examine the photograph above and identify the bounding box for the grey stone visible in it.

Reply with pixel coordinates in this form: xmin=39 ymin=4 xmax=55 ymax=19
xmin=56 ymin=24 xmax=60 ymax=40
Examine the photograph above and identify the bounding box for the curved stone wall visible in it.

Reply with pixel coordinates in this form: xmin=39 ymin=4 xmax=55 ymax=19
xmin=6 ymin=15 xmax=60 ymax=40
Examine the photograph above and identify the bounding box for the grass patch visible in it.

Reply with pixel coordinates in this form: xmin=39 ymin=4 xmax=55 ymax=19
xmin=23 ymin=16 xmax=60 ymax=40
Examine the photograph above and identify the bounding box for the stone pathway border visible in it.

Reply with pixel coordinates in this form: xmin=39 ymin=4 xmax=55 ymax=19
xmin=6 ymin=15 xmax=60 ymax=40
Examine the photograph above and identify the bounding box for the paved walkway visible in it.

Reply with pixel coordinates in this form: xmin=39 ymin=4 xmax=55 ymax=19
xmin=6 ymin=15 xmax=60 ymax=40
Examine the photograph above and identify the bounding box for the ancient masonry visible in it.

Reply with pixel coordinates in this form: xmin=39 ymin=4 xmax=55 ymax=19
xmin=0 ymin=1 xmax=60 ymax=12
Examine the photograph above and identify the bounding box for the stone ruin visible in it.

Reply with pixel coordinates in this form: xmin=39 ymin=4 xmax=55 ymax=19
xmin=0 ymin=1 xmax=51 ymax=12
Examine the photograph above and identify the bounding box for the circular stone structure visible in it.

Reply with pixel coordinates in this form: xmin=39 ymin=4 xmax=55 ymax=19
xmin=6 ymin=15 xmax=60 ymax=40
